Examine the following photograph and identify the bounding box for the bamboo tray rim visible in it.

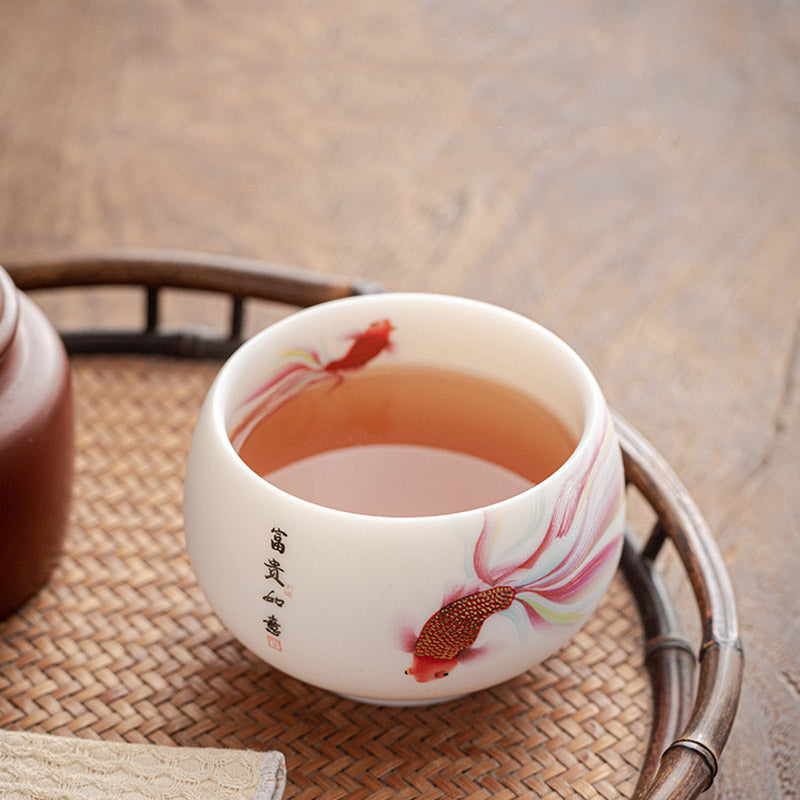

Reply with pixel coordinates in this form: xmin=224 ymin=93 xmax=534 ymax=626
xmin=4 ymin=250 xmax=743 ymax=800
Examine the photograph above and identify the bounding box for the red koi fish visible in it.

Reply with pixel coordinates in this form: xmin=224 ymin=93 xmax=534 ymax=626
xmin=405 ymin=416 xmax=624 ymax=683
xmin=406 ymin=587 xmax=515 ymax=681
xmin=229 ymin=319 xmax=394 ymax=448
xmin=324 ymin=319 xmax=394 ymax=372
xmin=405 ymin=537 xmax=620 ymax=682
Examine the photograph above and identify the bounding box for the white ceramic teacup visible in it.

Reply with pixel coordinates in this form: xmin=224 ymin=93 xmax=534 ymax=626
xmin=183 ymin=293 xmax=625 ymax=705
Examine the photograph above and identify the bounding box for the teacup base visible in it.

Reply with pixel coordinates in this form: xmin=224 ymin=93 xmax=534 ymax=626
xmin=337 ymin=692 xmax=466 ymax=707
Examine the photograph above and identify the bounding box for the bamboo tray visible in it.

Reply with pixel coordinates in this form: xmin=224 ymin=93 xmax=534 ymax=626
xmin=1 ymin=252 xmax=742 ymax=800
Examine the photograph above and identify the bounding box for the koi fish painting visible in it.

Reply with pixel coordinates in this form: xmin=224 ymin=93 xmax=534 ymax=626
xmin=404 ymin=415 xmax=624 ymax=682
xmin=229 ymin=319 xmax=394 ymax=448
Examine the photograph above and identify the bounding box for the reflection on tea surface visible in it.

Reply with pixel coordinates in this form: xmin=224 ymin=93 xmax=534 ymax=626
xmin=237 ymin=364 xmax=576 ymax=516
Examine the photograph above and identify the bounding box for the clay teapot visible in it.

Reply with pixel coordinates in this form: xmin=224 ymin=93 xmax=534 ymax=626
xmin=0 ymin=265 xmax=73 ymax=618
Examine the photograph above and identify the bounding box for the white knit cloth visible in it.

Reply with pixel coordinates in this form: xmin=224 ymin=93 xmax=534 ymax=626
xmin=0 ymin=729 xmax=285 ymax=800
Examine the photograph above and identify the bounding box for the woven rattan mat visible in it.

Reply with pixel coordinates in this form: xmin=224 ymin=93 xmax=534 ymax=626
xmin=1 ymin=355 xmax=650 ymax=799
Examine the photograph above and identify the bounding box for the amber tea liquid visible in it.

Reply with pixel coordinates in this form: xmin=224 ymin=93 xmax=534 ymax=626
xmin=236 ymin=364 xmax=577 ymax=516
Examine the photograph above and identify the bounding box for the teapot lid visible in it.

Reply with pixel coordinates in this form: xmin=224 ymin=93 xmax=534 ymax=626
xmin=0 ymin=266 xmax=20 ymax=362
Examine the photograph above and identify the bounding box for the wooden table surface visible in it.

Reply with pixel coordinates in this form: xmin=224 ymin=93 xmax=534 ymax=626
xmin=1 ymin=2 xmax=798 ymax=797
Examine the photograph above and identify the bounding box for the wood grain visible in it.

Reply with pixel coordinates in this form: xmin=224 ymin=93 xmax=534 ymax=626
xmin=1 ymin=1 xmax=798 ymax=797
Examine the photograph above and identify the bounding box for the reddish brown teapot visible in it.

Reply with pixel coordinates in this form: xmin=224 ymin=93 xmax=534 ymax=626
xmin=0 ymin=265 xmax=73 ymax=618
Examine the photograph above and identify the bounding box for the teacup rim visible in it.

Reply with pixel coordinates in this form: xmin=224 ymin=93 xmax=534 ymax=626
xmin=205 ymin=292 xmax=608 ymax=523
